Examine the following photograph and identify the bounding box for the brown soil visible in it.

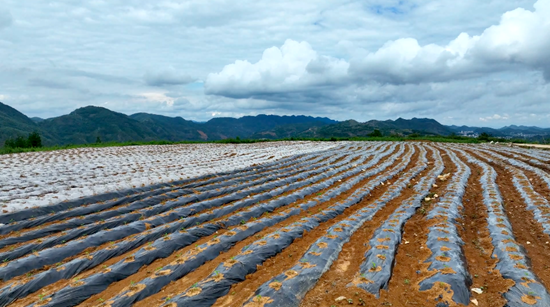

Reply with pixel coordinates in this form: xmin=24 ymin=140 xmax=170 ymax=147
xmin=211 ymin=145 xmax=424 ymax=306
xmin=9 ymin=151 xmax=366 ymax=306
xmin=5 ymin=144 xmax=550 ymax=307
xmin=487 ymin=162 xmax=550 ymax=289
xmin=131 ymin=145 xmax=414 ymax=307
xmin=450 ymin=152 xmax=514 ymax=306
xmin=4 ymin=153 xmax=353 ymax=290
xmin=74 ymin=144 xmax=398 ymax=306
xmin=488 ymin=148 xmax=550 ymax=174
xmin=297 ymin=146 xmax=447 ymax=307
xmin=521 ymin=169 xmax=550 ymax=204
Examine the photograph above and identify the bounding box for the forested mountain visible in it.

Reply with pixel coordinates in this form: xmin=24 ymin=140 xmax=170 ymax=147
xmin=3 ymin=101 xmax=547 ymax=147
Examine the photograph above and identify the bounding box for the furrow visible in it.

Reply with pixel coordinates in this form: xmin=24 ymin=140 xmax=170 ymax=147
xmin=110 ymin=145 xmax=416 ymax=307
xmin=415 ymin=146 xmax=472 ymax=305
xmin=0 ymin=146 xmax=342 ymax=236
xmin=459 ymin=148 xmax=550 ymax=306
xmin=156 ymin=145 xmax=413 ymax=307
xmin=474 ymin=147 xmax=550 ymax=192
xmin=473 ymin=148 xmax=550 ymax=237
xmin=0 ymin=148 xmax=341 ymax=259
xmin=10 ymin=144 xmax=393 ymax=306
xmin=240 ymin=145 xmax=425 ymax=306
xmin=353 ymin=146 xmax=444 ymax=296
xmin=0 ymin=146 xmax=367 ymax=282
xmin=0 ymin=144 xmax=343 ymax=225
xmin=98 ymin=145 xmax=409 ymax=307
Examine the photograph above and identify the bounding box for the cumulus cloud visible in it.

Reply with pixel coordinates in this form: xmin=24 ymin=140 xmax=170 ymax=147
xmin=144 ymin=67 xmax=195 ymax=87
xmin=208 ymin=0 xmax=550 ymax=99
xmin=205 ymin=40 xmax=348 ymax=98
xmin=353 ymin=0 xmax=550 ymax=83
xmin=1 ymin=0 xmax=549 ymax=126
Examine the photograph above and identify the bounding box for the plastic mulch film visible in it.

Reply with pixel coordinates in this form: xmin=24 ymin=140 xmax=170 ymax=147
xmin=457 ymin=148 xmax=550 ymax=306
xmin=417 ymin=147 xmax=472 ymax=305
xmin=8 ymin=144 xmax=393 ymax=307
xmin=473 ymin=148 xmax=550 ymax=237
xmin=353 ymin=146 xmax=444 ymax=297
xmin=240 ymin=145 xmax=425 ymax=307
xmin=0 ymin=144 xmax=347 ymax=225
xmin=0 ymin=146 xmax=344 ymax=233
xmin=158 ymin=145 xmax=412 ymax=307
xmin=0 ymin=147 xmax=342 ymax=260
xmin=103 ymin=145 xmax=410 ymax=307
xmin=0 ymin=147 xmax=366 ymax=283
xmin=476 ymin=147 xmax=550 ymax=191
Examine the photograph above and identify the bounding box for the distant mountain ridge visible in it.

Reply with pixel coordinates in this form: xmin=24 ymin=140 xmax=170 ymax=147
xmin=2 ymin=101 xmax=549 ymax=147
xmin=0 ymin=103 xmax=341 ymax=146
xmin=446 ymin=124 xmax=550 ymax=137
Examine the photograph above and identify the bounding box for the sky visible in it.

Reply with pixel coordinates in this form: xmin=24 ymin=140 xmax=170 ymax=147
xmin=0 ymin=0 xmax=549 ymax=127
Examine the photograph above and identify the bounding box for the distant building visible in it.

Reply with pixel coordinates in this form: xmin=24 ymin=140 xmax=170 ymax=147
xmin=458 ymin=131 xmax=477 ymax=137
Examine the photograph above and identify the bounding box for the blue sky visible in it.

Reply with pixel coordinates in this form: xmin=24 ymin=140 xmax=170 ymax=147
xmin=0 ymin=0 xmax=549 ymax=127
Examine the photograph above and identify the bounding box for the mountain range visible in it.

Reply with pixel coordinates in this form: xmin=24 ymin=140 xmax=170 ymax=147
xmin=1 ymin=102 xmax=549 ymax=146
xmin=446 ymin=125 xmax=550 ymax=141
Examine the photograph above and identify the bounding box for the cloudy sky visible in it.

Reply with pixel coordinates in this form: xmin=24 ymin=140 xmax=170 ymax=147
xmin=1 ymin=0 xmax=549 ymax=127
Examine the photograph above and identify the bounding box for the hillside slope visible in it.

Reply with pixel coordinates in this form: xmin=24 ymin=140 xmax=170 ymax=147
xmin=39 ymin=107 xmax=159 ymax=145
xmin=0 ymin=102 xmax=56 ymax=146
xmin=130 ymin=113 xmax=206 ymax=141
xmin=297 ymin=117 xmax=453 ymax=138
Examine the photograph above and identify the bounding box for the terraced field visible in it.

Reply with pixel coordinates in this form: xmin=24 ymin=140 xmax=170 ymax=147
xmin=1 ymin=142 xmax=550 ymax=307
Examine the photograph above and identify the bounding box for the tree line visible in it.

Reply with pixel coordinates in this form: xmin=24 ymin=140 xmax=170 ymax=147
xmin=4 ymin=132 xmax=42 ymax=149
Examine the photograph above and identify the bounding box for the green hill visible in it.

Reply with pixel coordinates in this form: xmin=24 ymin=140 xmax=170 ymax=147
xmin=1 ymin=102 xmax=461 ymax=148
xmin=295 ymin=118 xmax=453 ymax=138
xmin=130 ymin=113 xmax=337 ymax=141
xmin=130 ymin=113 xmax=206 ymax=141
xmin=0 ymin=102 xmax=57 ymax=146
xmin=38 ymin=106 xmax=159 ymax=145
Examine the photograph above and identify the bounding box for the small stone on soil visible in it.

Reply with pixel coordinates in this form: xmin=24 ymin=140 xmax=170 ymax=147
xmin=335 ymin=296 xmax=347 ymax=302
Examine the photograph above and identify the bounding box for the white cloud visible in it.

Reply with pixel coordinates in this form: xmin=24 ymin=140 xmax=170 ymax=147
xmin=138 ymin=92 xmax=176 ymax=106
xmin=207 ymin=0 xmax=550 ymax=95
xmin=205 ymin=40 xmax=348 ymax=97
xmin=479 ymin=114 xmax=510 ymax=122
xmin=0 ymin=0 xmax=549 ymax=127
xmin=353 ymin=0 xmax=550 ymax=83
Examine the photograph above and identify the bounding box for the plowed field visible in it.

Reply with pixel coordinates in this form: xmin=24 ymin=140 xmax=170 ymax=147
xmin=1 ymin=142 xmax=550 ymax=307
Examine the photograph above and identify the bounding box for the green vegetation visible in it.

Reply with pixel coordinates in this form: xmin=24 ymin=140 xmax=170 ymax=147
xmin=368 ymin=129 xmax=383 ymax=137
xmin=4 ymin=131 xmax=42 ymax=149
xmin=2 ymin=102 xmax=547 ymax=155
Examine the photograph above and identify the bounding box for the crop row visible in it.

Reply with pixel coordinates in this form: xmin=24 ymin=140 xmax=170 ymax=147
xmin=1 ymin=143 xmax=396 ymax=306
xmin=2 ymin=143 xmax=550 ymax=306
xmin=159 ymin=144 xmax=414 ymax=307
xmin=0 ymin=145 xmax=345 ymax=260
xmin=457 ymin=147 xmax=550 ymax=306
xmin=0 ymin=144 xmax=345 ymax=226
xmin=241 ymin=145 xmax=426 ymax=306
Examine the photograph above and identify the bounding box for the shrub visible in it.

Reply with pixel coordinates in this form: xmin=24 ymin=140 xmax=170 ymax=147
xmin=369 ymin=129 xmax=383 ymax=137
xmin=4 ymin=131 xmax=42 ymax=149
xmin=28 ymin=131 xmax=42 ymax=148
xmin=478 ymin=132 xmax=491 ymax=141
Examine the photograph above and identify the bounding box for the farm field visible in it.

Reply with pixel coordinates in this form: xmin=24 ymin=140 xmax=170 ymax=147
xmin=0 ymin=142 xmax=550 ymax=306
xmin=0 ymin=142 xmax=337 ymax=214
